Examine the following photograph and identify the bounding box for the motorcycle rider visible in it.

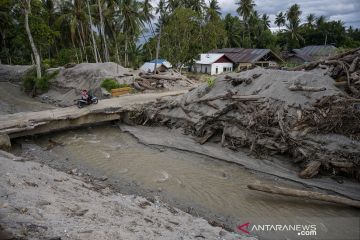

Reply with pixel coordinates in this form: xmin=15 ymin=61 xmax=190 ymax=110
xmin=81 ymin=89 xmax=90 ymax=104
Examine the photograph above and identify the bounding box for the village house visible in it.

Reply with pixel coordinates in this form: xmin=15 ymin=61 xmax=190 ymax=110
xmin=210 ymin=48 xmax=284 ymax=71
xmin=193 ymin=53 xmax=234 ymax=75
xmin=285 ymin=45 xmax=338 ymax=64
xmin=140 ymin=59 xmax=172 ymax=73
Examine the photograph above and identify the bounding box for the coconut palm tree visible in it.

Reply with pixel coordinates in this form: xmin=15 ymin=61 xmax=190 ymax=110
xmin=22 ymin=0 xmax=41 ymax=78
xmin=86 ymin=0 xmax=99 ymax=62
xmin=274 ymin=11 xmax=286 ymax=31
xmin=236 ymin=0 xmax=255 ymax=45
xmin=261 ymin=13 xmax=270 ymax=29
xmin=0 ymin=0 xmax=14 ymax=64
xmin=97 ymin=0 xmax=109 ymax=62
xmin=114 ymin=0 xmax=142 ymax=67
xmin=223 ymin=14 xmax=243 ymax=47
xmin=316 ymin=15 xmax=326 ymax=28
xmin=140 ymin=0 xmax=155 ymax=60
xmin=306 ymin=13 xmax=316 ymax=28
xmin=56 ymin=0 xmax=89 ymax=62
xmin=236 ymin=0 xmax=255 ymax=22
xmin=208 ymin=0 xmax=221 ymax=16
xmin=286 ymin=4 xmax=303 ymax=47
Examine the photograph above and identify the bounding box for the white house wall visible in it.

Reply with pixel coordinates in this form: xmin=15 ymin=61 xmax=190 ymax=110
xmin=193 ymin=62 xmax=233 ymax=75
xmin=194 ymin=64 xmax=212 ymax=74
xmin=210 ymin=63 xmax=233 ymax=75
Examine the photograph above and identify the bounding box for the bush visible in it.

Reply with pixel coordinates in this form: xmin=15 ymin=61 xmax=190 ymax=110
xmin=22 ymin=69 xmax=59 ymax=92
xmin=207 ymin=77 xmax=216 ymax=88
xmin=101 ymin=78 xmax=121 ymax=92
xmin=54 ymin=48 xmax=78 ymax=66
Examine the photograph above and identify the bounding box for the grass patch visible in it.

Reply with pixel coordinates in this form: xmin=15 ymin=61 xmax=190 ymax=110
xmin=207 ymin=77 xmax=216 ymax=88
xmin=22 ymin=68 xmax=59 ymax=92
xmin=101 ymin=78 xmax=130 ymax=92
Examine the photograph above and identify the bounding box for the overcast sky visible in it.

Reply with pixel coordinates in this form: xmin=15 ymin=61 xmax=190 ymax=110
xmin=150 ymin=0 xmax=360 ymax=29
xmin=219 ymin=0 xmax=360 ymax=29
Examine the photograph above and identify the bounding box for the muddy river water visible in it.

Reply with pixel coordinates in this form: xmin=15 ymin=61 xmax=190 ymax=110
xmin=21 ymin=125 xmax=360 ymax=239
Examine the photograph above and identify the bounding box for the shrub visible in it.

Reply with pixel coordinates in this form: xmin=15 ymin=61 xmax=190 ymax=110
xmin=207 ymin=77 xmax=216 ymax=88
xmin=101 ymin=78 xmax=121 ymax=92
xmin=22 ymin=69 xmax=59 ymax=92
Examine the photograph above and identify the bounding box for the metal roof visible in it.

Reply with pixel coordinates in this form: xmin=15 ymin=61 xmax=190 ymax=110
xmin=195 ymin=54 xmax=227 ymax=64
xmin=292 ymin=45 xmax=337 ymax=60
xmin=150 ymin=59 xmax=167 ymax=64
xmin=209 ymin=48 xmax=283 ymax=63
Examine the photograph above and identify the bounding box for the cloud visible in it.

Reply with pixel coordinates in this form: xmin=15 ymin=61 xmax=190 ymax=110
xmin=218 ymin=0 xmax=360 ymax=28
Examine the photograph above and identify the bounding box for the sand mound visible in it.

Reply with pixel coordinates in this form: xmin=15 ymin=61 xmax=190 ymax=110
xmin=0 ymin=64 xmax=33 ymax=82
xmin=41 ymin=63 xmax=135 ymax=106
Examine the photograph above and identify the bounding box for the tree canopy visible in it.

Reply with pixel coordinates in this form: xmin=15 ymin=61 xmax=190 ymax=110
xmin=0 ymin=0 xmax=359 ymax=68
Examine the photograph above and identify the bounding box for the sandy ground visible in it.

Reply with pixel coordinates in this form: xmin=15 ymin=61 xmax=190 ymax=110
xmin=0 ymin=82 xmax=53 ymax=115
xmin=0 ymin=151 xmax=253 ymax=240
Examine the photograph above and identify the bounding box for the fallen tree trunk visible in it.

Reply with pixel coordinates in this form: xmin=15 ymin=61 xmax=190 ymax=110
xmin=289 ymin=85 xmax=327 ymax=92
xmin=248 ymin=183 xmax=360 ymax=208
xmin=142 ymin=74 xmax=182 ymax=81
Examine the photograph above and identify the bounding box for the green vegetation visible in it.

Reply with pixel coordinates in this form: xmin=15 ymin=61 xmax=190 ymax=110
xmin=0 ymin=0 xmax=359 ymax=72
xmin=22 ymin=68 xmax=59 ymax=92
xmin=101 ymin=79 xmax=120 ymax=92
xmin=207 ymin=77 xmax=216 ymax=88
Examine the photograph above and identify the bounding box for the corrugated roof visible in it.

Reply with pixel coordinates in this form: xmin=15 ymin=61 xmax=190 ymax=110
xmin=210 ymin=48 xmax=282 ymax=63
xmin=292 ymin=45 xmax=337 ymax=61
xmin=150 ymin=59 xmax=166 ymax=64
xmin=140 ymin=61 xmax=172 ymax=73
xmin=195 ymin=54 xmax=227 ymax=64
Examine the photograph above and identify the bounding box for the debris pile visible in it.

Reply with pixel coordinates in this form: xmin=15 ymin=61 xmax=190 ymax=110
xmin=133 ymin=72 xmax=195 ymax=91
xmin=292 ymin=47 xmax=360 ymax=98
xmin=134 ymin=66 xmax=360 ymax=180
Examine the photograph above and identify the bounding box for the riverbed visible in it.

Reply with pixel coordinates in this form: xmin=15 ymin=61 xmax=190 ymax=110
xmin=13 ymin=124 xmax=360 ymax=239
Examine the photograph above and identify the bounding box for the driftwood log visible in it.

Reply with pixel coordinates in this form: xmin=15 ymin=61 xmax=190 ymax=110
xmin=142 ymin=74 xmax=183 ymax=81
xmin=288 ymin=85 xmax=326 ymax=92
xmin=248 ymin=183 xmax=360 ymax=208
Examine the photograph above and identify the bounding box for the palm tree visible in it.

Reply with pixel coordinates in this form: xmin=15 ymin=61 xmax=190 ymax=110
xmin=286 ymin=4 xmax=303 ymax=47
xmin=114 ymin=0 xmax=142 ymax=67
xmin=306 ymin=13 xmax=316 ymax=28
xmin=185 ymin=0 xmax=206 ymax=14
xmin=316 ymin=15 xmax=326 ymax=28
xmin=223 ymin=14 xmax=243 ymax=47
xmin=261 ymin=13 xmax=270 ymax=29
xmin=97 ymin=0 xmax=109 ymax=62
xmin=236 ymin=0 xmax=255 ymax=45
xmin=275 ymin=11 xmax=286 ymax=31
xmin=154 ymin=0 xmax=166 ymax=73
xmin=86 ymin=0 xmax=99 ymax=62
xmin=208 ymin=0 xmax=221 ymax=16
xmin=140 ymin=0 xmax=155 ymax=59
xmin=236 ymin=0 xmax=255 ymax=22
xmin=0 ymin=0 xmax=14 ymax=64
xmin=56 ymin=0 xmax=89 ymax=62
xmin=22 ymin=0 xmax=41 ymax=78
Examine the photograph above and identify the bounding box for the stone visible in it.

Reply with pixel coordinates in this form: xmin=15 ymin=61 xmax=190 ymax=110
xmin=0 ymin=134 xmax=11 ymax=151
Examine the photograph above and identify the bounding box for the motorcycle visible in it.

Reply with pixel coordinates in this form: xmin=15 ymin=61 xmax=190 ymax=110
xmin=76 ymin=95 xmax=98 ymax=108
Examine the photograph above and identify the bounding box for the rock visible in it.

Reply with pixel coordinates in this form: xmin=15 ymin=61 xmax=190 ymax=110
xmin=101 ymin=88 xmax=111 ymax=98
xmin=0 ymin=134 xmax=11 ymax=151
xmin=98 ymin=176 xmax=108 ymax=181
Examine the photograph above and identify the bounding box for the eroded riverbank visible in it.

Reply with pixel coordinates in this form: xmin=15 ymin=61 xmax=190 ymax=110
xmin=10 ymin=124 xmax=360 ymax=240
